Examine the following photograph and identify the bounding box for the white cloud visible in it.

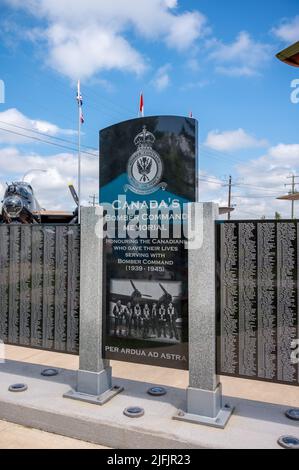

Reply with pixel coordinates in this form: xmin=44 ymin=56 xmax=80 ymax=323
xmin=4 ymin=0 xmax=207 ymax=80
xmin=45 ymin=23 xmax=146 ymax=79
xmin=181 ymin=79 xmax=209 ymax=91
xmin=232 ymin=143 xmax=299 ymax=218
xmin=152 ymin=64 xmax=171 ymax=91
xmin=235 ymin=144 xmax=299 ymax=218
xmin=199 ymin=143 xmax=299 ymax=219
xmin=163 ymin=0 xmax=178 ymax=8
xmin=166 ymin=11 xmax=207 ymax=51
xmin=207 ymin=31 xmax=273 ymax=76
xmin=198 ymin=172 xmax=231 ymax=217
xmin=273 ymin=16 xmax=299 ymax=43
xmin=0 ymin=146 xmax=98 ymax=210
xmin=204 ymin=128 xmax=268 ymax=152
xmin=0 ymin=108 xmax=75 ymax=144
xmin=186 ymin=58 xmax=201 ymax=72
xmin=268 ymin=143 xmax=299 ymax=162
xmin=237 ymin=143 xmax=299 ymax=180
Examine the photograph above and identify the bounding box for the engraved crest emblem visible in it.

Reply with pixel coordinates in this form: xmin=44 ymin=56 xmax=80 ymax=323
xmin=124 ymin=126 xmax=167 ymax=195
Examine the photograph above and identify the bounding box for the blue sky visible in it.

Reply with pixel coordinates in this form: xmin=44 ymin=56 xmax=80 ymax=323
xmin=0 ymin=0 xmax=298 ymax=218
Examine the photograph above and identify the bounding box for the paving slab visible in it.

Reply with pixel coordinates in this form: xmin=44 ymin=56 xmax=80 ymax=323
xmin=0 ymin=420 xmax=109 ymax=449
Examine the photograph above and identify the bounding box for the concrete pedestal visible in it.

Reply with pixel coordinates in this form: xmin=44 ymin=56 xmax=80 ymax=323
xmin=173 ymin=202 xmax=233 ymax=428
xmin=64 ymin=206 xmax=123 ymax=405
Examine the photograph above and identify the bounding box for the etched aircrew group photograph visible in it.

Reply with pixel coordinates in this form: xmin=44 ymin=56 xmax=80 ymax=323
xmin=109 ymin=280 xmax=181 ymax=342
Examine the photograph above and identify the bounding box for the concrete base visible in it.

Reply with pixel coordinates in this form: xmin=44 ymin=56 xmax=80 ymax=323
xmin=0 ymin=360 xmax=298 ymax=449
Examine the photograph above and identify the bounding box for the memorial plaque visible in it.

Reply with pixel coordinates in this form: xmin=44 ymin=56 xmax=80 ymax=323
xmin=217 ymin=220 xmax=299 ymax=386
xmin=0 ymin=224 xmax=80 ymax=353
xmin=257 ymin=223 xmax=276 ymax=380
xmin=19 ymin=226 xmax=32 ymax=345
xmin=238 ymin=222 xmax=257 ymax=378
xmin=0 ymin=226 xmax=9 ymax=342
xmin=100 ymin=116 xmax=198 ymax=369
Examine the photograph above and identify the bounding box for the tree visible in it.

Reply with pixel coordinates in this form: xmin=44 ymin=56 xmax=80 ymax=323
xmin=275 ymin=212 xmax=281 ymax=220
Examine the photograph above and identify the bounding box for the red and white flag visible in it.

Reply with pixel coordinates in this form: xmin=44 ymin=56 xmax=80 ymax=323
xmin=77 ymin=80 xmax=84 ymax=124
xmin=139 ymin=92 xmax=144 ymax=117
xmin=80 ymin=109 xmax=84 ymax=124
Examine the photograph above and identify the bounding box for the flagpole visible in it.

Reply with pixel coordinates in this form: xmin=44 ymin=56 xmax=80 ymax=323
xmin=77 ymin=80 xmax=81 ymax=224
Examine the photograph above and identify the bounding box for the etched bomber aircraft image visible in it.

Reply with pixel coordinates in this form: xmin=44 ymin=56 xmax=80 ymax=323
xmin=110 ymin=280 xmax=152 ymax=305
xmin=110 ymin=280 xmax=180 ymax=307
